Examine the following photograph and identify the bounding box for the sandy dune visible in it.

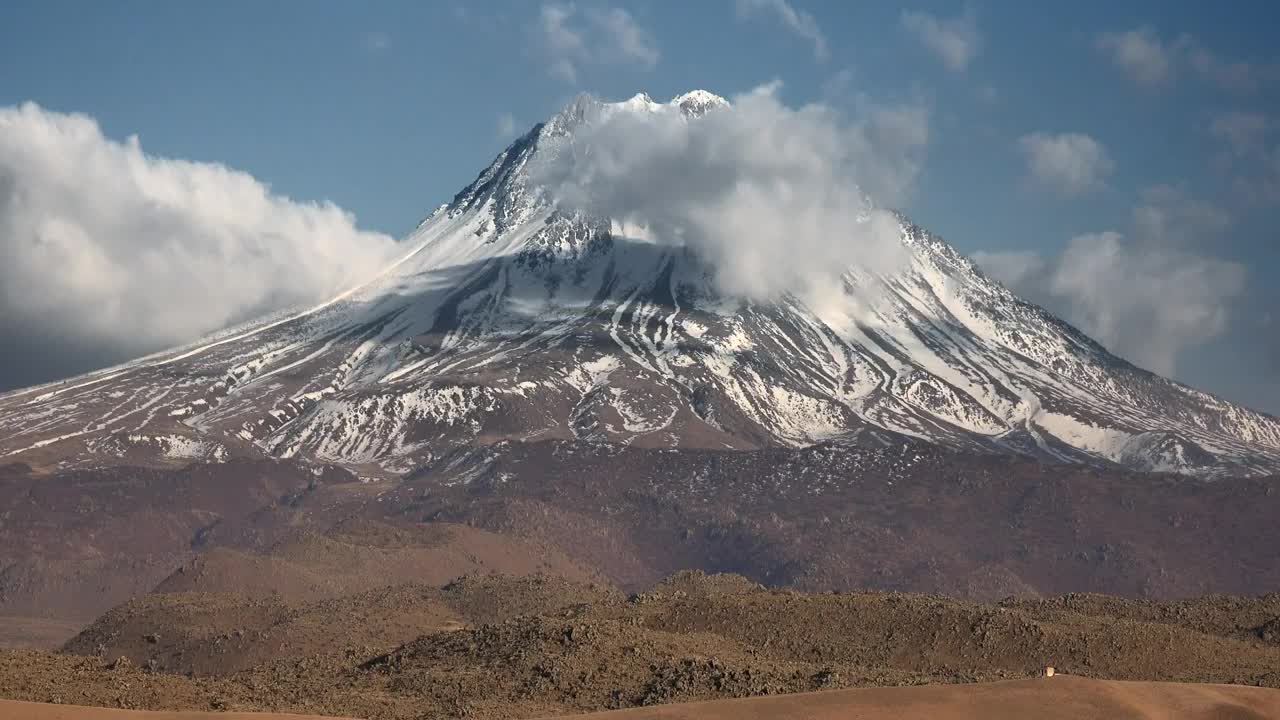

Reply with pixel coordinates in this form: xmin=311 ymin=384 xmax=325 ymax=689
xmin=549 ymin=677 xmax=1280 ymax=720
xmin=0 ymin=700 xmax=344 ymax=720
xmin=4 ymin=676 xmax=1280 ymax=720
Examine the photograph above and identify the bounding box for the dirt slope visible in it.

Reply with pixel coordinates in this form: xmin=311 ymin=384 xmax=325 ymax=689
xmin=0 ymin=699 xmax=345 ymax=720
xmin=542 ymin=677 xmax=1280 ymax=720
xmin=0 ymin=460 xmax=332 ymax=625
xmin=152 ymin=519 xmax=609 ymax=604
xmin=0 ymin=461 xmax=603 ymax=641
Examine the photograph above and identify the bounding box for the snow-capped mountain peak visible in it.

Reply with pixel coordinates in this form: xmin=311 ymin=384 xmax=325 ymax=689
xmin=545 ymin=90 xmax=729 ymax=137
xmin=616 ymin=91 xmax=659 ymax=111
xmin=671 ymin=89 xmax=731 ymax=117
xmin=1 ymin=90 xmax=1278 ymax=478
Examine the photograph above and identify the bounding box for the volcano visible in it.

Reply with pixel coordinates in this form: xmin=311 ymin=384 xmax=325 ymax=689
xmin=2 ymin=90 xmax=1278 ymax=478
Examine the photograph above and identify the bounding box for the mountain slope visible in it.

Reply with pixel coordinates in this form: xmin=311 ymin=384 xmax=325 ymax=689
xmin=1 ymin=90 xmax=1278 ymax=477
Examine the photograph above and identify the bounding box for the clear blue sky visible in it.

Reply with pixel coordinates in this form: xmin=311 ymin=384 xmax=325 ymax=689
xmin=2 ymin=0 xmax=1278 ymax=411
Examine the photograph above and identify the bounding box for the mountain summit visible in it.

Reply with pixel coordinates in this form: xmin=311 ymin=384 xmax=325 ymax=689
xmin=2 ymin=91 xmax=1278 ymax=476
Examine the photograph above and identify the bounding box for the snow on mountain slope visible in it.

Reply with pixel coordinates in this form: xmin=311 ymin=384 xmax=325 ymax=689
xmin=1 ymin=90 xmax=1278 ymax=477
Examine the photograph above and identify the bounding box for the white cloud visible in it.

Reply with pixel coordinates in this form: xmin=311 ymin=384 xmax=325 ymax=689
xmin=535 ymin=3 xmax=659 ymax=83
xmin=1048 ymin=231 xmax=1245 ymax=376
xmin=735 ymin=0 xmax=829 ymax=62
xmin=976 ymin=190 xmax=1245 ymax=376
xmin=1097 ymin=26 xmax=1173 ymax=88
xmin=496 ymin=112 xmax=517 ymax=139
xmin=1017 ymin=132 xmax=1113 ymax=196
xmin=0 ymin=103 xmax=397 ymax=382
xmin=533 ymin=84 xmax=928 ymax=303
xmin=538 ymin=4 xmax=586 ymax=83
xmin=900 ymin=9 xmax=980 ymax=72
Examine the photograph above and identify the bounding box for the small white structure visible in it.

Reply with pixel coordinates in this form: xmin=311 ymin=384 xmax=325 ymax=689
xmin=1044 ymin=666 xmax=1056 ymax=677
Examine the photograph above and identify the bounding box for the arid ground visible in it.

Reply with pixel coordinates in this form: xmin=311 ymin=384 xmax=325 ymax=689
xmin=4 ymin=676 xmax=1280 ymax=720
xmin=0 ymin=571 xmax=1278 ymax=718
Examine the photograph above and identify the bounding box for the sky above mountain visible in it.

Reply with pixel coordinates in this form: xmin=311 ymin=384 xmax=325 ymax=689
xmin=1 ymin=0 xmax=1278 ymax=413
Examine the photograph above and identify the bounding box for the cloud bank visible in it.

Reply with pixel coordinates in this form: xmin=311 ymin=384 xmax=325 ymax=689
xmin=0 ymin=102 xmax=397 ymax=390
xmin=534 ymin=85 xmax=928 ymax=304
xmin=976 ymin=188 xmax=1246 ymax=376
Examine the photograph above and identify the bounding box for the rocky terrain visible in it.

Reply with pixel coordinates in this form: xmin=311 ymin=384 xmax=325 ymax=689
xmin=405 ymin=439 xmax=1280 ymax=598
xmin=0 ymin=572 xmax=1278 ymax=719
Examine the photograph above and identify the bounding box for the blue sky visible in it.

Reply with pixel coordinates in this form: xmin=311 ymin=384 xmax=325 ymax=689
xmin=2 ymin=0 xmax=1278 ymax=411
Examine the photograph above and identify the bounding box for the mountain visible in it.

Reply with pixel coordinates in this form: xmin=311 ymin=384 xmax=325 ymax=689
xmin=1 ymin=90 xmax=1278 ymax=478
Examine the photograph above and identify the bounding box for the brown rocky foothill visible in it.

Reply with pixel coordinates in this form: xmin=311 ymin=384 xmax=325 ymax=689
xmin=0 ymin=571 xmax=1277 ymax=719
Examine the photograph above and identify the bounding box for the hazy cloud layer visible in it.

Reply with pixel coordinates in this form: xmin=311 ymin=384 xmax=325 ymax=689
xmin=536 ymin=3 xmax=659 ymax=83
xmin=977 ymin=188 xmax=1245 ymax=376
xmin=900 ymin=9 xmax=980 ymax=72
xmin=1209 ymin=111 xmax=1269 ymax=154
xmin=1018 ymin=132 xmax=1113 ymax=195
xmin=1260 ymin=146 xmax=1280 ymax=203
xmin=1206 ymin=111 xmax=1280 ymax=204
xmin=535 ymin=85 xmax=928 ymax=303
xmin=1099 ymin=26 xmax=1278 ymax=94
xmin=1097 ymin=27 xmax=1173 ymax=88
xmin=0 ymin=103 xmax=397 ymax=389
xmin=735 ymin=0 xmax=829 ymax=62
xmin=360 ymin=31 xmax=391 ymax=52
xmin=970 ymin=249 xmax=1044 ymax=288
xmin=496 ymin=112 xmax=517 ymax=139
xmin=1132 ymin=184 xmax=1232 ymax=246
xmin=1185 ymin=41 xmax=1276 ymax=95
